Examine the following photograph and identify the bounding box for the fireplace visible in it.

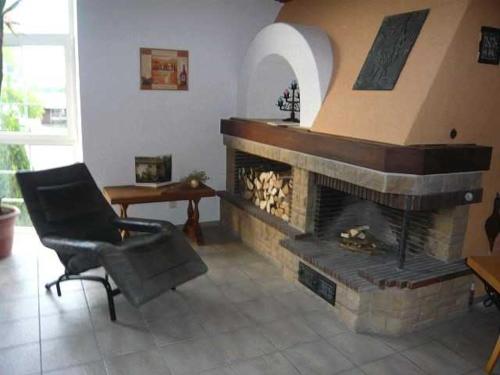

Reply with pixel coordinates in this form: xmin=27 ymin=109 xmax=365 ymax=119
xmin=313 ymin=174 xmax=433 ymax=261
xmin=219 ymin=118 xmax=492 ymax=335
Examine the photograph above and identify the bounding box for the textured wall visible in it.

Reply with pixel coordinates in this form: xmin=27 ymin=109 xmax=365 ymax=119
xmin=276 ymin=0 xmax=469 ymax=144
xmin=276 ymin=0 xmax=500 ymax=258
xmin=77 ymin=0 xmax=281 ymax=224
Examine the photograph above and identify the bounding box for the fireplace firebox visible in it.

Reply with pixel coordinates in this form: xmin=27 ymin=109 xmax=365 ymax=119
xmin=220 ymin=118 xmax=492 ymax=335
xmin=314 ymin=174 xmax=433 ymax=265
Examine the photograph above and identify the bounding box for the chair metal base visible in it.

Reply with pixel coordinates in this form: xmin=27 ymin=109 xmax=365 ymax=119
xmin=45 ymin=273 xmax=121 ymax=321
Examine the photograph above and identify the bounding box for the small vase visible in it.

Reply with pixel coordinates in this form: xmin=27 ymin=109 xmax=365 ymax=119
xmin=189 ymin=179 xmax=200 ymax=188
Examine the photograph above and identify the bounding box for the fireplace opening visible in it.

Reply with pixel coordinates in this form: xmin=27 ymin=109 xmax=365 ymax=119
xmin=314 ymin=182 xmax=434 ymax=256
xmin=234 ymin=151 xmax=293 ymax=222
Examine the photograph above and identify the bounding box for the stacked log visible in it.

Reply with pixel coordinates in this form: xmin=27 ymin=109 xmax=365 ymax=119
xmin=238 ymin=168 xmax=292 ymax=222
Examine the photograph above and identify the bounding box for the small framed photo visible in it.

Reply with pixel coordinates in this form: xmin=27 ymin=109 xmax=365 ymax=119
xmin=140 ymin=48 xmax=189 ymax=90
xmin=478 ymin=27 xmax=500 ymax=65
xmin=135 ymin=155 xmax=173 ymax=188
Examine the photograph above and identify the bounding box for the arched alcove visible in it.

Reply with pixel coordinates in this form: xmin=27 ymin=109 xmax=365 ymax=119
xmin=246 ymin=54 xmax=297 ymax=120
xmin=238 ymin=23 xmax=334 ymax=128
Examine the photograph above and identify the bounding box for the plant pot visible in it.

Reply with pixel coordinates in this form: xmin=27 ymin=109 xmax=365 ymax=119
xmin=189 ymin=179 xmax=200 ymax=189
xmin=0 ymin=204 xmax=20 ymax=259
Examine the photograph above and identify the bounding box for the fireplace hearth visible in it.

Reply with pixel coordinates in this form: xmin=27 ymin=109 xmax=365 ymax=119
xmin=219 ymin=118 xmax=492 ymax=335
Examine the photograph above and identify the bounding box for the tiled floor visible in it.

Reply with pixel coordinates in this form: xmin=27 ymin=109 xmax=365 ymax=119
xmin=0 ymin=225 xmax=498 ymax=375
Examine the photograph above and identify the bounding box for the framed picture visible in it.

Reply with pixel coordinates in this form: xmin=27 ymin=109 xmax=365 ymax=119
xmin=140 ymin=48 xmax=189 ymax=90
xmin=135 ymin=155 xmax=173 ymax=187
xmin=478 ymin=27 xmax=500 ymax=65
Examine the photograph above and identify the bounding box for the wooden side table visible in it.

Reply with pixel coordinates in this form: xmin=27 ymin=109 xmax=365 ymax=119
xmin=103 ymin=183 xmax=216 ymax=245
xmin=467 ymin=256 xmax=500 ymax=374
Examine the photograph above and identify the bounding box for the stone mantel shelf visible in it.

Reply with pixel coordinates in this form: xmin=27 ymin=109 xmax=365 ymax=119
xmin=221 ymin=118 xmax=492 ymax=175
xmin=223 ymin=134 xmax=484 ymax=201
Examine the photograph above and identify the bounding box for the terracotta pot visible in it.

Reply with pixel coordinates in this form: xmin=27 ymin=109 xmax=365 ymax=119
xmin=0 ymin=205 xmax=20 ymax=259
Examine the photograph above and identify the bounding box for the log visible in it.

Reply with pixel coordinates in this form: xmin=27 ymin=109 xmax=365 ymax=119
xmin=238 ymin=166 xmax=293 ymax=223
xmin=245 ymin=178 xmax=254 ymax=191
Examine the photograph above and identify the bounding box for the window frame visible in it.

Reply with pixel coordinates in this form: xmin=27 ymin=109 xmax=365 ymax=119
xmin=0 ymin=0 xmax=78 ymax=147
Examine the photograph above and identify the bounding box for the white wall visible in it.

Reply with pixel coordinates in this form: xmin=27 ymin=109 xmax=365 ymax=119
xmin=77 ymin=0 xmax=281 ymax=224
xmin=246 ymin=54 xmax=297 ymax=120
xmin=237 ymin=23 xmax=334 ymax=128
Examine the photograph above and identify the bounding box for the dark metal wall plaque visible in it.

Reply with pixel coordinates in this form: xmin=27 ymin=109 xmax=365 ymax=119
xmin=478 ymin=27 xmax=500 ymax=65
xmin=353 ymin=9 xmax=430 ymax=90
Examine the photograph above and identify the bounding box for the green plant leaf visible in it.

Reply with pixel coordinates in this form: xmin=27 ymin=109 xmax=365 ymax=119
xmin=2 ymin=0 xmax=22 ymax=15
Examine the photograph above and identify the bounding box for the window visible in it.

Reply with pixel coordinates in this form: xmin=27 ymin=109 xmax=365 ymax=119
xmin=0 ymin=0 xmax=80 ymax=225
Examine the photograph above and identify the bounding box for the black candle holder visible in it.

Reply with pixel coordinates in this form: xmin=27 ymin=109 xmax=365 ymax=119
xmin=276 ymin=80 xmax=300 ymax=123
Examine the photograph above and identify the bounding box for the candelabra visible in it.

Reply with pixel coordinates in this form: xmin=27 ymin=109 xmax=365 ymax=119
xmin=276 ymin=80 xmax=300 ymax=123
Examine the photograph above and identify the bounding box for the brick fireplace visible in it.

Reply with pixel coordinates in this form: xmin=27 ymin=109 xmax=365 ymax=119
xmin=219 ymin=118 xmax=492 ymax=335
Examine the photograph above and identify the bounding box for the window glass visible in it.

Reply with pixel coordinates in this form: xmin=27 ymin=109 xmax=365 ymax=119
xmin=4 ymin=0 xmax=69 ymax=35
xmin=1 ymin=45 xmax=68 ymax=135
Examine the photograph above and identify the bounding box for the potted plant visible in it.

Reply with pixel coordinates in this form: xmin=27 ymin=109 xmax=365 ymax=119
xmin=0 ymin=0 xmax=23 ymax=258
xmin=183 ymin=170 xmax=209 ymax=189
xmin=0 ymin=0 xmax=21 ymax=92
xmin=0 ymin=197 xmax=19 ymax=258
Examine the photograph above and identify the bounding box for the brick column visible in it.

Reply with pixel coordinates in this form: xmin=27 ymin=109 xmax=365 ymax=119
xmin=290 ymin=167 xmax=316 ymax=232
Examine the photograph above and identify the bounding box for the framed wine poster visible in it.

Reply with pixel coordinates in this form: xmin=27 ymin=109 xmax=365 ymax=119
xmin=140 ymin=48 xmax=189 ymax=90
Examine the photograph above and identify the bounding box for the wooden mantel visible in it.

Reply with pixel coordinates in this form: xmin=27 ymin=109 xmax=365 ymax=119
xmin=220 ymin=118 xmax=492 ymax=175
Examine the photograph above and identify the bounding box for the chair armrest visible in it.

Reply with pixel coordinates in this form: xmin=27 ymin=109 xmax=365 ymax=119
xmin=113 ymin=217 xmax=175 ymax=234
xmin=41 ymin=236 xmax=113 ymax=256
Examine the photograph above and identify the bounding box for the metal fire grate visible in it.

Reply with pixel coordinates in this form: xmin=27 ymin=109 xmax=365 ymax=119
xmin=314 ymin=185 xmax=434 ymax=256
xmin=298 ymin=262 xmax=336 ymax=306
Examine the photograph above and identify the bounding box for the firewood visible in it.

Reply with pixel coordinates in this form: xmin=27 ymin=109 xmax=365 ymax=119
xmin=254 ymin=178 xmax=262 ymax=190
xmin=259 ymin=200 xmax=266 ymax=210
xmin=282 ymin=184 xmax=289 ymax=195
xmin=278 ymin=189 xmax=286 ymax=199
xmin=245 ymin=178 xmax=254 ymax=191
xmin=243 ymin=190 xmax=253 ymax=200
xmin=282 ymin=214 xmax=289 ymax=222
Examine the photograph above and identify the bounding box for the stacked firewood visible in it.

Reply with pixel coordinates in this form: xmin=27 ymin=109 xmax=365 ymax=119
xmin=238 ymin=168 xmax=292 ymax=222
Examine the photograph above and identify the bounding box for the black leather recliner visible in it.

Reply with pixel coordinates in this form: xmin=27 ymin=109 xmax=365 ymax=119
xmin=16 ymin=163 xmax=208 ymax=320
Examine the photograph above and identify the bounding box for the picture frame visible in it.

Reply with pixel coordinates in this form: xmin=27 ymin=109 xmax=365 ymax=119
xmin=135 ymin=155 xmax=173 ymax=187
xmin=140 ymin=48 xmax=189 ymax=90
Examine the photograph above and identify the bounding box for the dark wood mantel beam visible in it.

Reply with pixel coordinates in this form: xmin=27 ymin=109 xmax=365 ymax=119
xmin=220 ymin=118 xmax=492 ymax=175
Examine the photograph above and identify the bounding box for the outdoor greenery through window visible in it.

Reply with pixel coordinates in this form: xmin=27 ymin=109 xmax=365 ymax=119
xmin=0 ymin=0 xmax=79 ymax=225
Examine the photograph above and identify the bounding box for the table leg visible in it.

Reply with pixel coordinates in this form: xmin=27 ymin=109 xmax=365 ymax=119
xmin=119 ymin=204 xmax=129 ymax=238
xmin=486 ymin=334 xmax=500 ymax=374
xmin=183 ymin=198 xmax=204 ymax=245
